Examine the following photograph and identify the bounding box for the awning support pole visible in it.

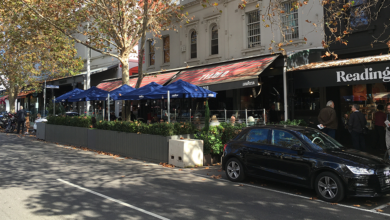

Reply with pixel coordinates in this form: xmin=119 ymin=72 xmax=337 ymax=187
xmin=264 ymin=108 xmax=266 ymax=125
xmin=167 ymin=91 xmax=170 ymax=123
xmin=245 ymin=109 xmax=248 ymax=127
xmin=108 ymin=94 xmax=110 ymax=122
xmin=283 ymin=52 xmax=288 ymax=121
xmin=43 ymin=80 xmax=46 ymax=117
xmin=103 ymin=101 xmax=105 ymax=120
xmin=224 ymin=109 xmax=227 ymax=122
xmin=190 ymin=109 xmax=191 ymax=123
xmin=53 ymin=96 xmax=55 ymax=116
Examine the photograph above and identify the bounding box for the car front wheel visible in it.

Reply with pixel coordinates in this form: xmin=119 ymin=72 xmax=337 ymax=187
xmin=225 ymin=158 xmax=245 ymax=182
xmin=314 ymin=172 xmax=345 ymax=203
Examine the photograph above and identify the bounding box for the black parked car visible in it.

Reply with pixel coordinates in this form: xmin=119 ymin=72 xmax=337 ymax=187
xmin=65 ymin=112 xmax=79 ymax=117
xmin=222 ymin=125 xmax=390 ymax=202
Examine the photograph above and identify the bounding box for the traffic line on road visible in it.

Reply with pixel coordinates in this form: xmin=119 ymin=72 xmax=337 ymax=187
xmin=190 ymin=173 xmax=390 ymax=217
xmin=371 ymin=203 xmax=390 ymax=211
xmin=57 ymin=179 xmax=170 ymax=220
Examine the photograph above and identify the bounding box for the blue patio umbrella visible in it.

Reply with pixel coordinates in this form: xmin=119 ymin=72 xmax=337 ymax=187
xmin=68 ymin=86 xmax=109 ymax=102
xmin=143 ymin=79 xmax=217 ymax=99
xmin=109 ymin=84 xmax=135 ymax=100
xmin=55 ymin=88 xmax=84 ymax=103
xmin=117 ymin=82 xmax=163 ymax=100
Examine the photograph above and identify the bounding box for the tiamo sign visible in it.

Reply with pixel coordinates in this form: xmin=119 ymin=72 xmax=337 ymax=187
xmin=337 ymin=67 xmax=390 ymax=83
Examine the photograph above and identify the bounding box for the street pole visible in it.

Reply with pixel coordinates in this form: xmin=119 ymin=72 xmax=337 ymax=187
xmin=103 ymin=100 xmax=105 ymax=120
xmin=108 ymin=94 xmax=110 ymax=121
xmin=167 ymin=91 xmax=170 ymax=123
xmin=53 ymin=96 xmax=55 ymax=116
xmin=283 ymin=51 xmax=288 ymax=121
xmin=43 ymin=80 xmax=46 ymax=117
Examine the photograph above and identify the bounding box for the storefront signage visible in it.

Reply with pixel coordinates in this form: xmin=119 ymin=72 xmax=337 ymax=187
xmin=293 ymin=61 xmax=390 ymax=89
xmin=243 ymin=81 xmax=256 ymax=86
xmin=46 ymin=85 xmax=60 ymax=89
xmin=171 ymin=56 xmax=278 ymax=91
xmin=337 ymin=67 xmax=390 ymax=83
xmin=198 ymin=71 xmax=230 ymax=81
xmin=139 ymin=95 xmax=144 ymax=99
xmin=171 ymin=94 xmax=179 ymax=98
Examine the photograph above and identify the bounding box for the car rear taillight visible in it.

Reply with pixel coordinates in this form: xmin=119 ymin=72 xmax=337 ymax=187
xmin=223 ymin=144 xmax=227 ymax=151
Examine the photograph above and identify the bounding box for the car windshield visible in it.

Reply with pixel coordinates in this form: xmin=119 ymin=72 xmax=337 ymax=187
xmin=293 ymin=129 xmax=345 ymax=151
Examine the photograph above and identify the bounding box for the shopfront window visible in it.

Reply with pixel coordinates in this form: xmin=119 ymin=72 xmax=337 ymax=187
xmin=339 ymin=83 xmax=390 ymax=130
xmin=294 ymin=88 xmax=320 ymax=111
xmin=349 ymin=0 xmax=369 ymax=29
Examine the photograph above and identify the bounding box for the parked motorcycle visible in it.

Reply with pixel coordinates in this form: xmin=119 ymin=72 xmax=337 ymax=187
xmin=0 ymin=112 xmax=7 ymax=129
xmin=4 ymin=113 xmax=17 ymax=133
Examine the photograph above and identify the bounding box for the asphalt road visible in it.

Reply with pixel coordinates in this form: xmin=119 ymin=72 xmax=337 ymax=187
xmin=1 ymin=133 xmax=390 ymax=220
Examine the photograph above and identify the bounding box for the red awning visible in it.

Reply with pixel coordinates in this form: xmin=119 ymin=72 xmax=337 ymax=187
xmin=96 ymin=71 xmax=178 ymax=91
xmin=128 ymin=71 xmax=178 ymax=88
xmin=17 ymin=90 xmax=35 ymax=99
xmin=0 ymin=95 xmax=8 ymax=105
xmin=97 ymin=81 xmax=122 ymax=91
xmin=170 ymin=56 xmax=278 ymax=91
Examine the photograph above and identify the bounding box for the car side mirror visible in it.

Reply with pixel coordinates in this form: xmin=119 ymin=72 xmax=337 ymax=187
xmin=291 ymin=144 xmax=304 ymax=152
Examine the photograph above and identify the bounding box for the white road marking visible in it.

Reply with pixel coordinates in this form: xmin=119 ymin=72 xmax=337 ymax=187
xmin=57 ymin=179 xmax=170 ymax=220
xmin=372 ymin=203 xmax=390 ymax=211
xmin=190 ymin=173 xmax=390 ymax=217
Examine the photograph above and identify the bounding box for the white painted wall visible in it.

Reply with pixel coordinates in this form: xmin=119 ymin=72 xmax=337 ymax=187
xmin=142 ymin=0 xmax=324 ymax=73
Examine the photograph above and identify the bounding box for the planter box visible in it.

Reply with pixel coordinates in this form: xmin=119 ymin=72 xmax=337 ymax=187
xmin=45 ymin=124 xmax=88 ymax=146
xmin=169 ymin=139 xmax=203 ymax=168
xmin=88 ymin=130 xmax=194 ymax=163
xmin=45 ymin=124 xmax=195 ymax=163
xmin=36 ymin=123 xmax=46 ymax=140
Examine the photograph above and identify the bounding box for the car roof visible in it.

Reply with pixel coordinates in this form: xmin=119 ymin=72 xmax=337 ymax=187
xmin=245 ymin=124 xmax=315 ymax=132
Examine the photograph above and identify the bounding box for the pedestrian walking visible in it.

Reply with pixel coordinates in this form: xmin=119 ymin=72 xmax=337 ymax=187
xmin=348 ymin=104 xmax=367 ymax=151
xmin=318 ymin=100 xmax=338 ymax=139
xmin=16 ymin=106 xmax=26 ymax=134
xmin=374 ymin=104 xmax=386 ymax=150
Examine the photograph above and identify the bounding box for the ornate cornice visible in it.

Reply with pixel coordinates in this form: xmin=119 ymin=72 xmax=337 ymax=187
xmin=182 ymin=0 xmax=201 ymax=8
xmin=185 ymin=20 xmax=200 ymax=37
xmin=204 ymin=14 xmax=221 ymax=31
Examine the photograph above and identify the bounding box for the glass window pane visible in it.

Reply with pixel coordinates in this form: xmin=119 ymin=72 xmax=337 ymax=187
xmin=191 ymin=31 xmax=197 ymax=58
xmin=163 ymin=36 xmax=170 ymax=50
xmin=246 ymin=129 xmax=269 ymax=144
xmin=211 ymin=45 xmax=218 ymax=55
xmin=272 ymin=130 xmax=302 ymax=149
xmin=164 ymin=50 xmax=170 ymax=63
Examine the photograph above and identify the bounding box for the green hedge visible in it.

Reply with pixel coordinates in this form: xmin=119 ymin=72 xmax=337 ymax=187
xmin=47 ymin=115 xmax=92 ymax=128
xmin=195 ymin=122 xmax=246 ymax=155
xmin=47 ymin=116 xmax=197 ymax=136
xmin=95 ymin=120 xmax=196 ymax=136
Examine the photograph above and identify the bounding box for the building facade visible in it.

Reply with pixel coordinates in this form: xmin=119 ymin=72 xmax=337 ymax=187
xmin=289 ymin=0 xmax=390 ymax=146
xmin=142 ymin=0 xmax=324 ymax=73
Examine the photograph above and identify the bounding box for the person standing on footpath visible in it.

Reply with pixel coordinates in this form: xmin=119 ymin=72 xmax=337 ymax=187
xmin=348 ymin=104 xmax=367 ymax=151
xmin=374 ymin=104 xmax=386 ymax=151
xmin=16 ymin=106 xmax=26 ymax=134
xmin=318 ymin=100 xmax=338 ymax=139
xmin=385 ymin=104 xmax=390 ymax=159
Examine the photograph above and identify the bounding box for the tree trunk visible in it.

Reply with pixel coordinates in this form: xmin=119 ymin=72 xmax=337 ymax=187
xmin=120 ymin=55 xmax=131 ymax=121
xmin=135 ymin=0 xmax=149 ymax=89
xmin=8 ymin=85 xmax=19 ymax=113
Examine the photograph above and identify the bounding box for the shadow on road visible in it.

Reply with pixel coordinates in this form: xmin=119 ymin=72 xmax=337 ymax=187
xmin=0 ymin=134 xmax=388 ymax=219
